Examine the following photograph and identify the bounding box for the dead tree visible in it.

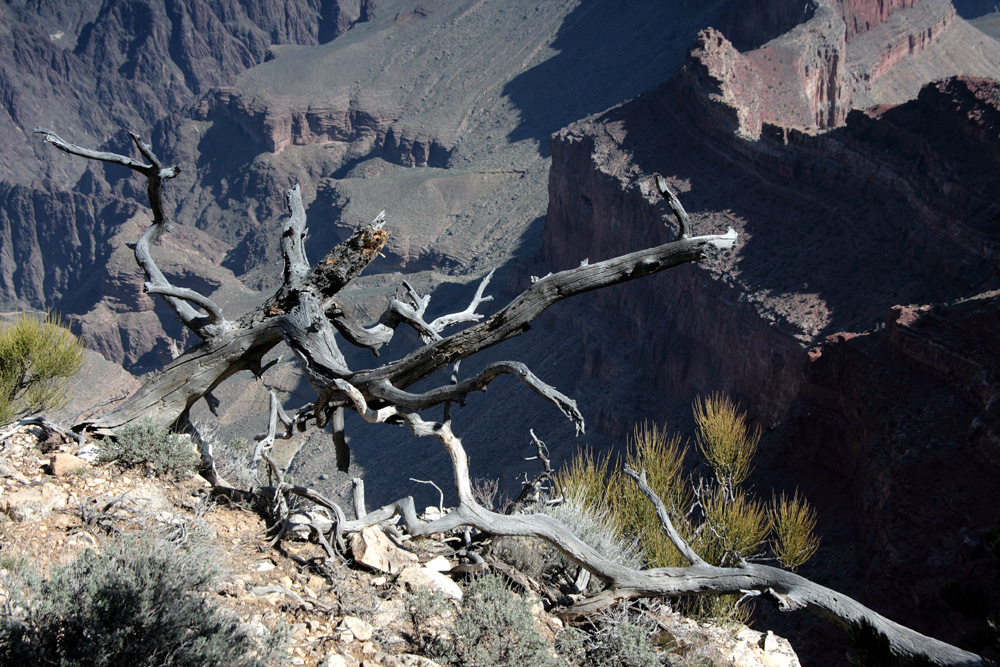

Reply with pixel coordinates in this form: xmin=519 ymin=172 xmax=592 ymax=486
xmin=35 ymin=130 xmax=983 ymax=665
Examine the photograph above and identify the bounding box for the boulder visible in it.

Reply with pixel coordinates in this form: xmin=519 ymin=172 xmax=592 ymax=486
xmin=396 ymin=565 xmax=463 ymax=600
xmin=2 ymin=484 xmax=68 ymax=520
xmin=49 ymin=453 xmax=91 ymax=476
xmin=350 ymin=526 xmax=418 ymax=574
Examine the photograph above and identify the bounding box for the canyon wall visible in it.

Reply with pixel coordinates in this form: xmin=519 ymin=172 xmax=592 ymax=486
xmin=193 ymin=88 xmax=452 ymax=166
xmin=720 ymin=0 xmax=958 ymax=130
xmin=542 ymin=23 xmax=1000 ymax=657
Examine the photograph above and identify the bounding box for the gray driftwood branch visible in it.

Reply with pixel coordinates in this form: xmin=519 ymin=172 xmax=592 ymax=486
xmin=34 ymin=128 xmax=229 ymax=339
xmin=40 ymin=130 xmax=734 ymax=442
xmin=329 ymin=379 xmax=983 ymax=667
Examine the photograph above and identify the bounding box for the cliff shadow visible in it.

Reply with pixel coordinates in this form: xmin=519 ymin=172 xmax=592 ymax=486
xmin=500 ymin=0 xmax=723 ymax=155
xmin=595 ymin=83 xmax=1000 ymax=340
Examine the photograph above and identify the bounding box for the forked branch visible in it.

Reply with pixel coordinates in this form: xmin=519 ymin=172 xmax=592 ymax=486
xmin=33 ymin=128 xmax=229 ymax=339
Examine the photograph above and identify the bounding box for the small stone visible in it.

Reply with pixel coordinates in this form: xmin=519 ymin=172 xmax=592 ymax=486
xmin=396 ymin=566 xmax=462 ymax=600
xmin=253 ymin=560 xmax=276 ymax=572
xmin=370 ymin=576 xmax=387 ymax=587
xmin=279 ymin=575 xmax=294 ymax=588
xmin=50 ymin=453 xmax=90 ymax=476
xmin=340 ymin=615 xmax=373 ymax=642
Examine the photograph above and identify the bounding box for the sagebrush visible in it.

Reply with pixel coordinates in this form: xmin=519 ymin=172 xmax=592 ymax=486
xmin=0 ymin=535 xmax=286 ymax=667
xmin=102 ymin=419 xmax=199 ymax=478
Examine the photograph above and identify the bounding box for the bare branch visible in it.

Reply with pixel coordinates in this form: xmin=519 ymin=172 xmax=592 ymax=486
xmin=410 ymin=478 xmax=445 ymax=515
xmin=352 ymin=478 xmax=367 ymax=519
xmin=623 ymin=466 xmax=705 ymax=566
xmin=348 ymin=227 xmax=738 ymax=394
xmin=655 ymin=175 xmax=692 ymax=240
xmin=251 ymin=390 xmax=282 ymax=471
xmin=427 ymin=269 xmax=495 ymax=333
xmin=368 ymin=361 xmax=584 ymax=434
xmin=34 ymin=128 xmax=153 ymax=172
xmin=328 ymin=394 xmax=983 ymax=666
xmin=280 ymin=185 xmax=310 ymax=286
xmin=144 ymin=283 xmax=227 ymax=328
xmin=331 ymin=407 xmax=349 ymax=472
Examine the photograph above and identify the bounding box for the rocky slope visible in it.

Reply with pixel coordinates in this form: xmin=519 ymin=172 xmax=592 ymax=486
xmin=0 ymin=422 xmax=804 ymax=667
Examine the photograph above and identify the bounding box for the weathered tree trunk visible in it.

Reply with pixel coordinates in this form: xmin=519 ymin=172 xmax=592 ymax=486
xmin=37 ymin=131 xmax=982 ymax=665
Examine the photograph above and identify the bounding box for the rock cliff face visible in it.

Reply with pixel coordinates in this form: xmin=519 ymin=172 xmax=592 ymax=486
xmin=720 ymin=0 xmax=959 ymax=130
xmin=789 ymin=293 xmax=1000 ymax=640
xmin=0 ymin=0 xmax=382 ymax=368
xmin=543 ymin=23 xmax=1000 ymax=657
xmin=193 ymin=88 xmax=451 ymax=166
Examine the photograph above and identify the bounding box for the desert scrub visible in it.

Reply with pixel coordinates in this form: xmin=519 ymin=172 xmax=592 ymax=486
xmin=553 ymin=398 xmax=821 ymax=625
xmin=0 ymin=535 xmax=286 ymax=666
xmin=0 ymin=313 xmax=83 ymax=423
xmin=102 ymin=419 xmax=198 ymax=478
xmin=432 ymin=573 xmax=560 ymax=667
xmin=558 ymin=603 xmax=662 ymax=667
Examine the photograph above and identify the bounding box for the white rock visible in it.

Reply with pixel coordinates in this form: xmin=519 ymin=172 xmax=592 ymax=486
xmin=423 ymin=556 xmax=452 ymax=572
xmin=397 ymin=655 xmax=444 ymax=667
xmin=351 ymin=526 xmax=418 ymax=574
xmin=397 ymin=565 xmax=463 ymax=600
xmin=340 ymin=615 xmax=374 ymax=642
xmin=320 ymin=654 xmax=359 ymax=667
xmin=76 ymin=443 xmax=101 ymax=463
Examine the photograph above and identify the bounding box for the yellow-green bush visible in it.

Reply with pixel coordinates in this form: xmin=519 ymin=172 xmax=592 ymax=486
xmin=0 ymin=313 xmax=83 ymax=423
xmin=553 ymin=395 xmax=821 ymax=624
xmin=694 ymin=393 xmax=759 ymax=489
xmin=771 ymin=490 xmax=821 ymax=571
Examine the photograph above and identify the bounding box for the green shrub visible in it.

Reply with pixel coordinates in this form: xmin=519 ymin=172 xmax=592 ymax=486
xmin=771 ymin=490 xmax=821 ymax=571
xmin=435 ymin=574 xmax=560 ymax=667
xmin=0 ymin=313 xmax=83 ymax=423
xmin=0 ymin=535 xmax=286 ymax=666
xmin=552 ymin=397 xmax=821 ymax=625
xmin=102 ymin=419 xmax=199 ymax=478
xmin=405 ymin=586 xmax=451 ymax=654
